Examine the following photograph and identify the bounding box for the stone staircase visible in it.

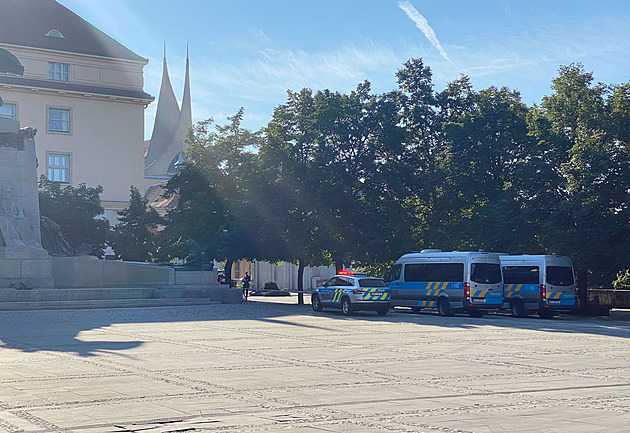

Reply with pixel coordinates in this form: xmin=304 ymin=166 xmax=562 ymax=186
xmin=0 ymin=285 xmax=242 ymax=311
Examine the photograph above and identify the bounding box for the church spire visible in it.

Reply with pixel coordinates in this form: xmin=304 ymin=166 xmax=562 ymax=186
xmin=145 ymin=44 xmax=180 ymax=174
xmin=179 ymin=44 xmax=192 ymax=141
xmin=165 ymin=45 xmax=192 ymax=174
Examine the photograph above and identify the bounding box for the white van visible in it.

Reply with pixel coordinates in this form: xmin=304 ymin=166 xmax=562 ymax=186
xmin=500 ymin=255 xmax=576 ymax=318
xmin=384 ymin=250 xmax=504 ymax=317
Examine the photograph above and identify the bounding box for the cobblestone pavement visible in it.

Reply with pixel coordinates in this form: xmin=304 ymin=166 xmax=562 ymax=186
xmin=1 ymin=297 xmax=630 ymax=433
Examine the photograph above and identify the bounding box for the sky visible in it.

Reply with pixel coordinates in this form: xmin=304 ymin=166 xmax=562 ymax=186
xmin=58 ymin=0 xmax=630 ymax=140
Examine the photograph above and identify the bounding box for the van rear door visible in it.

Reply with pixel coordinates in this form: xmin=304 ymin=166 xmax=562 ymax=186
xmin=469 ymin=262 xmax=503 ymax=306
xmin=545 ymin=265 xmax=576 ymax=307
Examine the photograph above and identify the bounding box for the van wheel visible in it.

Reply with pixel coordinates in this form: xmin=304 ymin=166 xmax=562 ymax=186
xmin=311 ymin=294 xmax=323 ymax=312
xmin=437 ymin=298 xmax=453 ymax=317
xmin=469 ymin=309 xmax=485 ymax=318
xmin=538 ymin=309 xmax=555 ymax=319
xmin=510 ymin=299 xmax=526 ymax=318
xmin=341 ymin=298 xmax=353 ymax=316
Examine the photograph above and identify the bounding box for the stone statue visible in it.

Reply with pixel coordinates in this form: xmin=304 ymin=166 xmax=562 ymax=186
xmin=0 ymin=48 xmax=25 ymax=108
xmin=182 ymin=239 xmax=212 ymax=270
xmin=40 ymin=215 xmax=74 ymax=256
xmin=0 ymin=185 xmax=39 ymax=249
xmin=0 ymin=49 xmax=26 ymax=150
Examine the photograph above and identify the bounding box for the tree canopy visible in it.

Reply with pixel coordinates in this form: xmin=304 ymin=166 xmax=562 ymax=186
xmin=158 ymin=60 xmax=629 ymax=293
xmin=38 ymin=177 xmax=110 ymax=257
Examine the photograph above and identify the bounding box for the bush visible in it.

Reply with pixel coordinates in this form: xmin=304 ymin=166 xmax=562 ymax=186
xmin=262 ymin=281 xmax=279 ymax=290
xmin=38 ymin=176 xmax=110 ymax=257
xmin=613 ymin=270 xmax=630 ymax=290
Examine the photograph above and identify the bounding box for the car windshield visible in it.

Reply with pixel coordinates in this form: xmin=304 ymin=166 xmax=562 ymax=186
xmin=470 ymin=263 xmax=502 ymax=284
xmin=546 ymin=266 xmax=574 ymax=286
xmin=358 ymin=278 xmax=388 ymax=288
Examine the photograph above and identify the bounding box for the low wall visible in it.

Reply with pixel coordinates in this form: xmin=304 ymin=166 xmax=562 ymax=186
xmin=52 ymin=256 xmax=218 ymax=289
xmin=589 ymin=288 xmax=630 ymax=309
xmin=49 ymin=256 xmax=240 ymax=304
xmin=251 ymin=261 xmax=336 ymax=292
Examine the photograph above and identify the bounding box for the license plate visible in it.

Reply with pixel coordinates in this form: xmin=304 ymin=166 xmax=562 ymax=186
xmin=472 ymin=298 xmax=486 ymax=304
xmin=548 ymin=300 xmax=560 ymax=305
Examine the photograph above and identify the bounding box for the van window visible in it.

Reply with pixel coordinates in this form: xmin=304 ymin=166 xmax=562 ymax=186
xmin=471 ymin=263 xmax=502 ymax=284
xmin=547 ymin=266 xmax=574 ymax=286
xmin=503 ymin=266 xmax=539 ymax=284
xmin=404 ymin=263 xmax=464 ymax=282
xmin=384 ymin=264 xmax=401 ymax=282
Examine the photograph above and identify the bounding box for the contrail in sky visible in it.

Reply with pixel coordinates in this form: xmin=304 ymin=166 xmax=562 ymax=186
xmin=397 ymin=1 xmax=451 ymax=61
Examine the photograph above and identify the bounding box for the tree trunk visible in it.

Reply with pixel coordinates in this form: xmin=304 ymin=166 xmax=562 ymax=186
xmin=225 ymin=259 xmax=234 ymax=287
xmin=297 ymin=259 xmax=305 ymax=305
xmin=577 ymin=269 xmax=588 ymax=312
xmin=335 ymin=261 xmax=344 ymax=274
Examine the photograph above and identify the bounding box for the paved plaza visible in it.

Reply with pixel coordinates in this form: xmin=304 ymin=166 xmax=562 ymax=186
xmin=1 ymin=297 xmax=630 ymax=432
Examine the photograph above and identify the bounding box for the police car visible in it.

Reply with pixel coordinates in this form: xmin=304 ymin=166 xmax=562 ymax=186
xmin=311 ymin=271 xmax=391 ymax=316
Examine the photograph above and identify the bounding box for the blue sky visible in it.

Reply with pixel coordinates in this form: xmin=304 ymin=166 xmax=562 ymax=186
xmin=59 ymin=0 xmax=630 ymax=139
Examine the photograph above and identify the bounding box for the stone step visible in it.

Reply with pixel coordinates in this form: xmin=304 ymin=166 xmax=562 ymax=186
xmin=0 ymin=285 xmax=242 ymax=310
xmin=0 ymin=297 xmax=222 ymax=311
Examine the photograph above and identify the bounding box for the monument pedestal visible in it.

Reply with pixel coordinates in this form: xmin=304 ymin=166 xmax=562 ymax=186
xmin=0 ymin=119 xmax=54 ymax=289
xmin=0 ymin=248 xmax=54 ymax=289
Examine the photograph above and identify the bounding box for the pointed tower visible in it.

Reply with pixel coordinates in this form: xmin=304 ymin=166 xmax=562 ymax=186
xmin=167 ymin=47 xmax=192 ymax=174
xmin=144 ymin=46 xmax=191 ymax=178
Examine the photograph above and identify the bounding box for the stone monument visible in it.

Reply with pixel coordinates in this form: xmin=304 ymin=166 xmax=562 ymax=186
xmin=0 ymin=48 xmax=53 ymax=289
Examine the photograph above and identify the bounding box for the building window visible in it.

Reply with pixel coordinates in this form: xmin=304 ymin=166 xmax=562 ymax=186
xmin=0 ymin=103 xmax=16 ymax=120
xmin=45 ymin=29 xmax=65 ymax=38
xmin=47 ymin=153 xmax=71 ymax=183
xmin=48 ymin=62 xmax=69 ymax=81
xmin=47 ymin=107 xmax=71 ymax=133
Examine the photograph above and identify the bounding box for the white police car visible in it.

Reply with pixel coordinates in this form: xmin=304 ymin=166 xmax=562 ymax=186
xmin=311 ymin=272 xmax=391 ymax=316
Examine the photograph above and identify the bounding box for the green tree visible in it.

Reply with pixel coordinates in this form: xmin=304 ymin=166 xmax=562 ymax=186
xmin=261 ymin=82 xmax=415 ymax=302
xmin=538 ymin=64 xmax=630 ymax=289
xmin=110 ymin=185 xmax=163 ymax=262
xmin=38 ymin=177 xmax=110 ymax=257
xmin=614 ymin=270 xmax=630 ymax=290
xmin=435 ymin=81 xmax=541 ymax=252
xmin=161 ymin=109 xmax=262 ymax=283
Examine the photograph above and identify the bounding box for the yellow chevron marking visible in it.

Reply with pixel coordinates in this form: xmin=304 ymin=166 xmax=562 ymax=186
xmin=441 ymin=282 xmax=448 ymax=290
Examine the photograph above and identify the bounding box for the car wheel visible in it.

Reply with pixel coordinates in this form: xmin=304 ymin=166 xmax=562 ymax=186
xmin=510 ymin=299 xmax=526 ymax=318
xmin=468 ymin=309 xmax=485 ymax=318
xmin=311 ymin=294 xmax=323 ymax=312
xmin=538 ymin=308 xmax=555 ymax=319
xmin=411 ymin=307 xmax=422 ymax=314
xmin=341 ymin=297 xmax=353 ymax=316
xmin=377 ymin=306 xmax=389 ymax=316
xmin=437 ymin=298 xmax=453 ymax=317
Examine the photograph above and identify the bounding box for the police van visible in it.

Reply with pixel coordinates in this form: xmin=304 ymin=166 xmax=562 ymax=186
xmin=500 ymin=254 xmax=576 ymax=318
xmin=384 ymin=250 xmax=504 ymax=317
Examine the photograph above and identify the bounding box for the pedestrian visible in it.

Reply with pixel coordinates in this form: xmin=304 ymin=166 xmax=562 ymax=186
xmin=242 ymin=272 xmax=251 ymax=301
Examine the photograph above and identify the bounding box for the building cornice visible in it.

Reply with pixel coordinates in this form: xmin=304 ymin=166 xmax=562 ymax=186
xmin=0 ymin=75 xmax=154 ymax=104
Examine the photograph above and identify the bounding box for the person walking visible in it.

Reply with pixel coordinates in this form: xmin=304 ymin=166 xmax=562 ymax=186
xmin=242 ymin=272 xmax=251 ymax=301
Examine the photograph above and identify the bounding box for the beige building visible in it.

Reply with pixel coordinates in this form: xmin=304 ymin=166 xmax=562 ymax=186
xmin=0 ymin=0 xmax=153 ymax=222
